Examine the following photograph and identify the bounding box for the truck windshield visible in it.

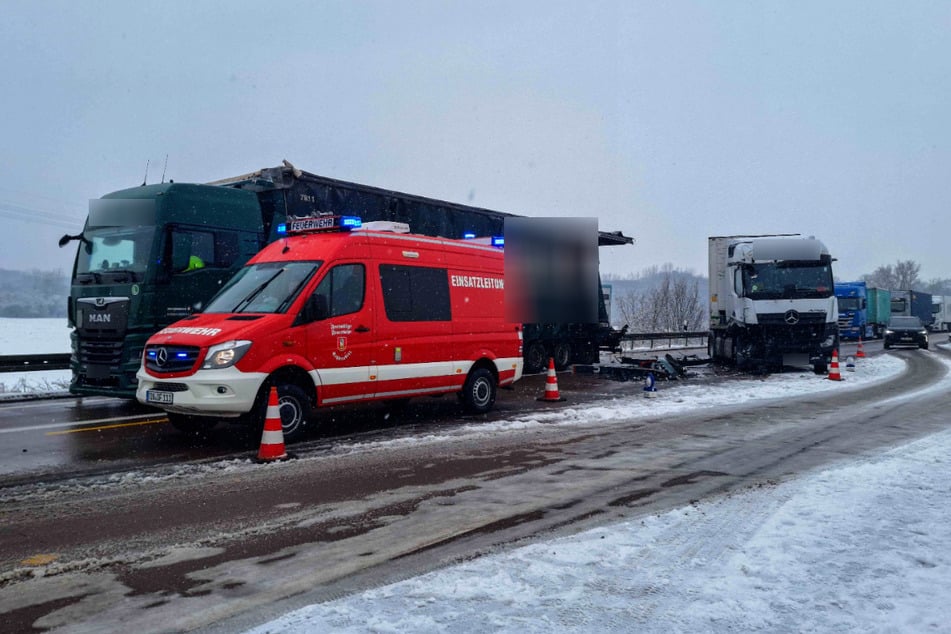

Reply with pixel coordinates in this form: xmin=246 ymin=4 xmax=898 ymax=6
xmin=204 ymin=261 xmax=321 ymax=314
xmin=75 ymin=226 xmax=156 ymax=283
xmin=838 ymin=297 xmax=861 ymax=311
xmin=743 ymin=262 xmax=834 ymax=300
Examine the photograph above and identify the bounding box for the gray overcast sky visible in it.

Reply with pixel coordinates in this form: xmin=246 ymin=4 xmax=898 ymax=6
xmin=1 ymin=1 xmax=949 ymax=282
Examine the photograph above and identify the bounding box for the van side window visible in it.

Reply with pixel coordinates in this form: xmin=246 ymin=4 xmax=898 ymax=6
xmin=313 ymin=263 xmax=366 ymax=318
xmin=379 ymin=265 xmax=451 ymax=322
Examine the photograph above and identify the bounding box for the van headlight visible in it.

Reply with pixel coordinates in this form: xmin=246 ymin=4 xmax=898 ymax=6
xmin=202 ymin=340 xmax=252 ymax=369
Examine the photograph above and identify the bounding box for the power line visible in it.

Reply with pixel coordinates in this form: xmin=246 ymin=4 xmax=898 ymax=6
xmin=0 ymin=201 xmax=84 ymax=230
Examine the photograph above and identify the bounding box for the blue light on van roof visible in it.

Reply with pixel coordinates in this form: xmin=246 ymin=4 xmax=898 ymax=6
xmin=492 ymin=236 xmax=504 ymax=247
xmin=463 ymin=232 xmax=476 ymax=240
xmin=276 ymin=222 xmax=287 ymax=235
xmin=340 ymin=216 xmax=362 ymax=229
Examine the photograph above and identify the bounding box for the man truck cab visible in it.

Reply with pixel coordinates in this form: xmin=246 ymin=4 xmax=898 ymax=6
xmin=136 ymin=216 xmax=523 ymax=440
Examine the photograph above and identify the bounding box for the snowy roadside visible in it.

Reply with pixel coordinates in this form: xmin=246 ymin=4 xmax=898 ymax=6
xmin=0 ymin=318 xmax=71 ymax=400
xmin=245 ymin=351 xmax=951 ymax=634
xmin=247 ymin=425 xmax=951 ymax=634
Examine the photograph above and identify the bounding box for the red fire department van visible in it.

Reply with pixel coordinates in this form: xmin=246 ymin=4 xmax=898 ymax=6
xmin=135 ymin=216 xmax=524 ymax=441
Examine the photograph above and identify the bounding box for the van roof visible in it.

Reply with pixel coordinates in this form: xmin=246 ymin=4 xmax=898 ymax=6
xmin=249 ymin=229 xmax=504 ymax=265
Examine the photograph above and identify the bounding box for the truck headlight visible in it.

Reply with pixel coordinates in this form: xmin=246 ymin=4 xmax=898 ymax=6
xmin=884 ymin=329 xmax=894 ymax=335
xmin=202 ymin=340 xmax=252 ymax=369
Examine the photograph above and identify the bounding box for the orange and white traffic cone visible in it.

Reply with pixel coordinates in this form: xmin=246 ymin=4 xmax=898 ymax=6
xmin=856 ymin=336 xmax=866 ymax=358
xmin=827 ymin=349 xmax=843 ymax=381
xmin=537 ymin=358 xmax=566 ymax=402
xmin=257 ymin=387 xmax=289 ymax=462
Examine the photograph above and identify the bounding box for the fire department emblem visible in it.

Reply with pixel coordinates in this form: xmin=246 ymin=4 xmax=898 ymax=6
xmin=333 ymin=335 xmax=352 ymax=361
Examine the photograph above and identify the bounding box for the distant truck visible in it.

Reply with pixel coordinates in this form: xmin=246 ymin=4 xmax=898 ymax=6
xmin=890 ymin=290 xmax=934 ymax=329
xmin=59 ymin=162 xmax=631 ymax=398
xmin=708 ymin=234 xmax=838 ymax=373
xmin=834 ymin=282 xmax=890 ymax=339
xmin=931 ymin=295 xmax=951 ymax=332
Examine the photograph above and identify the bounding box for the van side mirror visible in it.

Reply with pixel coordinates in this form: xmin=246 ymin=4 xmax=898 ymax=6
xmin=301 ymin=294 xmax=329 ymax=323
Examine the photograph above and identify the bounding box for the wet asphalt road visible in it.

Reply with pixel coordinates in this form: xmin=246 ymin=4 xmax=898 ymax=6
xmin=5 ymin=339 xmax=945 ymax=633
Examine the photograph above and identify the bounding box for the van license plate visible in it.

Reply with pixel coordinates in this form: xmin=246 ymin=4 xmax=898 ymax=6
xmin=146 ymin=390 xmax=173 ymax=405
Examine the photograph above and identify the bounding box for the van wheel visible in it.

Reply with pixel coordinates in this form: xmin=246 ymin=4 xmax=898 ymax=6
xmin=167 ymin=413 xmax=218 ymax=436
xmin=552 ymin=342 xmax=571 ymax=371
xmin=462 ymin=367 xmax=496 ymax=413
xmin=812 ymin=363 xmax=827 ymax=375
xmin=247 ymin=382 xmax=313 ymax=442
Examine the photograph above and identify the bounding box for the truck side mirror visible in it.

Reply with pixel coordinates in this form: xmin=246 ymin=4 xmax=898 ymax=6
xmin=301 ymin=294 xmax=329 ymax=323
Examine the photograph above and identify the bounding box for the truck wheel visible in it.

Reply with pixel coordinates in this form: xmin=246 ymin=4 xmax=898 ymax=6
xmin=167 ymin=413 xmax=218 ymax=436
xmin=462 ymin=367 xmax=496 ymax=413
xmin=552 ymin=342 xmax=571 ymax=371
xmin=247 ymin=381 xmax=313 ymax=442
xmin=812 ymin=363 xmax=827 ymax=375
xmin=524 ymin=342 xmax=547 ymax=374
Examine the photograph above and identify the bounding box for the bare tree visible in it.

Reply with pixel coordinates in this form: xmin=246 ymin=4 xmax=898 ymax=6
xmin=862 ymin=260 xmax=921 ymax=290
xmin=862 ymin=264 xmax=897 ymax=289
xmin=615 ymin=271 xmax=705 ymax=332
xmin=924 ymin=278 xmax=951 ymax=295
xmin=893 ymin=260 xmax=921 ymax=289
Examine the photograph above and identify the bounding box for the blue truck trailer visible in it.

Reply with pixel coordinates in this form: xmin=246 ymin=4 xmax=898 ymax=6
xmin=835 ymin=282 xmax=891 ymax=339
xmin=891 ymin=289 xmax=934 ymax=328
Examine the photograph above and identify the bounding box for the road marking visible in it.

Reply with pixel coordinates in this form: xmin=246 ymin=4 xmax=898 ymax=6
xmin=0 ymin=396 xmax=116 ymax=411
xmin=0 ymin=414 xmax=167 ymax=435
xmin=45 ymin=418 xmax=168 ymax=435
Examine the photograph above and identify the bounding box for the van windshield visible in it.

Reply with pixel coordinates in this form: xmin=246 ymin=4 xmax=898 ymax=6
xmin=204 ymin=261 xmax=321 ymax=313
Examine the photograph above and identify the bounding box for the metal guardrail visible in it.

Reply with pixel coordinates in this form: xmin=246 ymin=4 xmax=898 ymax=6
xmin=619 ymin=331 xmax=708 ymax=350
xmin=0 ymin=354 xmax=71 ymax=373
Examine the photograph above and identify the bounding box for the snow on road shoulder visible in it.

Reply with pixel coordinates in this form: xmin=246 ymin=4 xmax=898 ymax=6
xmin=245 ymin=422 xmax=951 ymax=634
xmin=343 ymin=354 xmax=908 ymax=454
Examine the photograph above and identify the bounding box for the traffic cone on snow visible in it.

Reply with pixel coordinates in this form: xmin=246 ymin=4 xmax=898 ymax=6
xmin=537 ymin=358 xmax=566 ymax=402
xmin=827 ymin=349 xmax=843 ymax=381
xmin=856 ymin=336 xmax=866 ymax=358
xmin=643 ymin=371 xmax=658 ymax=398
xmin=257 ymin=387 xmax=289 ymax=462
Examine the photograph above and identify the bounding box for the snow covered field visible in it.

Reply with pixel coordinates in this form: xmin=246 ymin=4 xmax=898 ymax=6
xmin=0 ymin=318 xmax=71 ymax=395
xmin=245 ymin=352 xmax=951 ymax=634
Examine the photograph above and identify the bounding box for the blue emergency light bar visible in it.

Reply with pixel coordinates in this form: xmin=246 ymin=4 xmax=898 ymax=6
xmin=285 ymin=215 xmax=363 ymax=235
xmin=461 ymin=234 xmax=504 ymax=248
